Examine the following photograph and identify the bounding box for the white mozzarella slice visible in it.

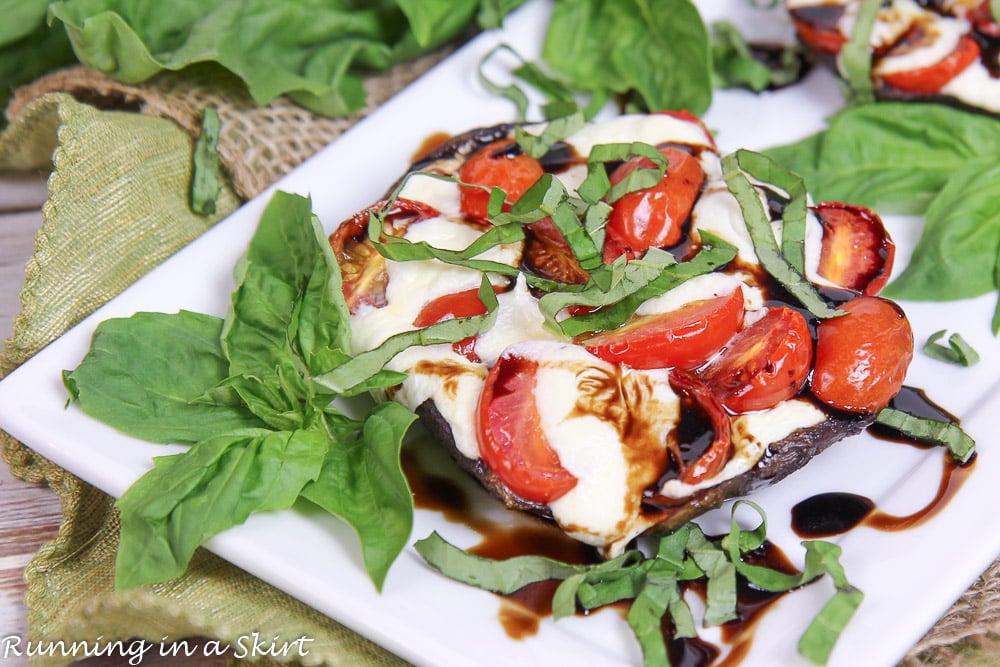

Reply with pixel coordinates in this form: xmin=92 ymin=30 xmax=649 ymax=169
xmin=874 ymin=5 xmax=969 ymax=75
xmin=635 ymin=272 xmax=764 ymax=317
xmin=474 ymin=275 xmax=560 ymax=367
xmin=395 ymin=174 xmax=462 ymax=218
xmin=941 ymin=61 xmax=1000 ymax=112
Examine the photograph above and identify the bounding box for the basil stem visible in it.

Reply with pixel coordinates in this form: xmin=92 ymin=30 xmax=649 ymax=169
xmin=841 ymin=0 xmax=881 ymax=104
xmin=721 ymin=150 xmax=841 ymax=319
xmin=923 ymin=330 xmax=980 ymax=366
xmin=875 ymin=408 xmax=977 ymax=464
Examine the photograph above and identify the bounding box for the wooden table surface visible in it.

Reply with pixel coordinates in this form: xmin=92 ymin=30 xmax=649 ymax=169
xmin=0 ymin=172 xmax=226 ymax=665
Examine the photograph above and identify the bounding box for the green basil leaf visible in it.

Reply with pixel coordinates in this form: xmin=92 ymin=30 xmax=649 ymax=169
xmin=875 ymin=408 xmax=976 ymax=464
xmin=63 ymin=311 xmax=265 ymax=443
xmin=0 ymin=17 xmax=76 ymax=118
xmin=515 ymin=111 xmax=585 ymax=159
xmin=115 ymin=428 xmax=328 ymax=589
xmin=687 ymin=525 xmax=737 ymax=626
xmin=477 ymin=43 xmax=531 ymax=121
xmin=722 ymin=150 xmax=840 ymax=319
xmin=882 ymin=162 xmax=1000 ymax=302
xmin=476 ymin=0 xmax=529 ymax=29
xmin=795 ymin=542 xmax=864 ymax=666
xmin=626 ymin=572 xmax=679 ymax=666
xmin=923 ymin=330 xmax=980 ymax=366
xmin=300 ymin=401 xmax=417 ymax=591
xmin=191 ymin=107 xmax=222 ymax=215
xmin=763 ymin=104 xmax=1000 ymax=214
xmin=395 ymin=0 xmax=478 ymax=49
xmin=542 ymin=0 xmax=712 ymax=114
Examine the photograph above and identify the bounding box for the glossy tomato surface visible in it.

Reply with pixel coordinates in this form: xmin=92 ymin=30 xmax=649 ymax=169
xmin=701 ymin=306 xmax=813 ymax=414
xmin=458 ymin=140 xmax=544 ymax=221
xmin=603 ymin=146 xmax=704 ymax=262
xmin=814 ymin=202 xmax=895 ymax=295
xmin=579 ymin=287 xmax=745 ymax=371
xmin=477 ymin=351 xmax=577 ymax=503
xmin=880 ymin=35 xmax=980 ymax=94
xmin=812 ymin=296 xmax=914 ymax=413
xmin=669 ymin=370 xmax=732 ymax=484
xmin=330 ymin=198 xmax=439 ymax=313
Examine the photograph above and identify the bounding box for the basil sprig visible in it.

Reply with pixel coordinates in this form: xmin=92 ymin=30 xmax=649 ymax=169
xmin=64 ymin=191 xmax=423 ymax=591
xmin=840 ymin=0 xmax=881 ymax=104
xmin=721 ymin=149 xmax=840 ymax=319
xmin=415 ymin=501 xmax=861 ymax=667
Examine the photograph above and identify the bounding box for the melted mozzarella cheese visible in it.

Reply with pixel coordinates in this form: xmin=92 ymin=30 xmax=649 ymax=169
xmin=350 ymin=216 xmax=520 ymax=352
xmin=635 ymin=271 xmax=763 ymax=317
xmin=942 ymin=60 xmax=1000 ymax=112
xmin=396 ymin=173 xmax=462 ymax=217
xmin=474 ymin=275 xmax=559 ymax=367
xmin=873 ymin=5 xmax=969 ymax=75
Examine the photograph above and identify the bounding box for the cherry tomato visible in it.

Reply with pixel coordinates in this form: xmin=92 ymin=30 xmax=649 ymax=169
xmin=603 ymin=147 xmax=705 ymax=263
xmin=669 ymin=370 xmax=732 ymax=484
xmin=814 ymin=202 xmax=895 ymax=296
xmin=413 ymin=285 xmax=505 ymax=363
xmin=329 ymin=198 xmax=439 ymax=313
xmin=789 ymin=9 xmax=848 ymax=55
xmin=969 ymin=1 xmax=1000 ymax=38
xmin=523 ymin=216 xmax=589 ymax=285
xmin=880 ymin=35 xmax=980 ymax=95
xmin=477 ymin=351 xmax=578 ymax=503
xmin=701 ymin=307 xmax=813 ymax=414
xmin=459 ymin=140 xmax=544 ymax=221
xmin=579 ymin=287 xmax=745 ymax=371
xmin=811 ymin=296 xmax=913 ymax=413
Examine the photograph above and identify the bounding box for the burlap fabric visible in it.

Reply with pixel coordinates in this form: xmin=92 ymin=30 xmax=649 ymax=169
xmin=0 ymin=60 xmax=998 ymax=666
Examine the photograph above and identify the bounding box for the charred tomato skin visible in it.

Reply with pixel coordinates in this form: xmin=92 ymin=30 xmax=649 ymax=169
xmin=811 ymin=296 xmax=914 ymax=414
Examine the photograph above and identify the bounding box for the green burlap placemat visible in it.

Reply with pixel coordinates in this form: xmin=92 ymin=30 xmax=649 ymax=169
xmin=2 ymin=62 xmax=1000 ymax=666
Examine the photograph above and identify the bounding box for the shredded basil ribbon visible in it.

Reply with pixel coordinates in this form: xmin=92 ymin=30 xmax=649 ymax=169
xmin=875 ymin=408 xmax=976 ymax=464
xmin=415 ymin=500 xmax=860 ymax=667
xmin=191 ymin=107 xmax=222 ymax=215
xmin=923 ymin=330 xmax=980 ymax=366
xmin=313 ymin=276 xmax=499 ymax=395
xmin=841 ymin=0 xmax=881 ymax=104
xmin=721 ymin=149 xmax=841 ymax=319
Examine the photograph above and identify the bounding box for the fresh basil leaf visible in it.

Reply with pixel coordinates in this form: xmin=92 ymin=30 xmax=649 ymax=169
xmin=542 ymin=0 xmax=712 ymax=114
xmin=476 ymin=0 xmax=528 ymax=29
xmin=764 ymin=103 xmax=1000 ymax=214
xmin=190 ymin=107 xmax=222 ymax=215
xmin=63 ymin=311 xmax=265 ymax=443
xmin=686 ymin=526 xmax=737 ymax=626
xmin=46 ymin=0 xmax=484 ymax=117
xmin=722 ymin=150 xmax=840 ymax=319
xmin=0 ymin=11 xmax=75 ymax=118
xmin=477 ymin=43 xmax=531 ymax=120
xmin=395 ymin=0 xmax=478 ymax=49
xmin=882 ymin=162 xmax=1000 ymax=302
xmin=711 ymin=20 xmax=802 ymax=92
xmin=115 ymin=428 xmax=328 ymax=589
xmin=300 ymin=401 xmax=417 ymax=591
xmin=840 ymin=0 xmax=880 ymax=104
xmin=795 ymin=542 xmax=864 ymax=666
xmin=875 ymin=408 xmax=976 ymax=464
xmin=923 ymin=330 xmax=980 ymax=366
xmin=515 ymin=111 xmax=584 ymax=159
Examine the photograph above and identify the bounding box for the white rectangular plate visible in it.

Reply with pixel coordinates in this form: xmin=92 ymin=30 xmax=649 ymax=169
xmin=1 ymin=1 xmax=998 ymax=665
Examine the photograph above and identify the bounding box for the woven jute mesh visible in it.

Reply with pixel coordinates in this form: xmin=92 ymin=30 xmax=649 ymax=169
xmin=2 ymin=55 xmax=999 ymax=666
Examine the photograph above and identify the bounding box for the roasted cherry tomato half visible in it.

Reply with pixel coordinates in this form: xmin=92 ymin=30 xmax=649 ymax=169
xmin=603 ymin=146 xmax=705 ymax=263
xmin=811 ymin=296 xmax=913 ymax=413
xmin=880 ymin=34 xmax=980 ymax=95
xmin=789 ymin=7 xmax=848 ymax=55
xmin=669 ymin=370 xmax=732 ymax=484
xmin=477 ymin=351 xmax=578 ymax=504
xmin=579 ymin=287 xmax=745 ymax=371
xmin=413 ymin=285 xmax=505 ymax=363
xmin=814 ymin=202 xmax=895 ymax=296
xmin=459 ymin=140 xmax=544 ymax=221
xmin=523 ymin=216 xmax=590 ymax=285
xmin=701 ymin=306 xmax=813 ymax=414
xmin=969 ymin=1 xmax=1000 ymax=38
xmin=330 ymin=198 xmax=439 ymax=313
